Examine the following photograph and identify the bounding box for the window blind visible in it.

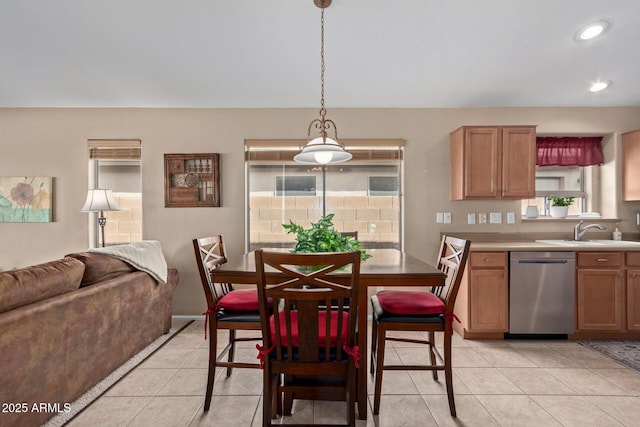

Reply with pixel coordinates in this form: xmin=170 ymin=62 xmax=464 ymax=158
xmin=245 ymin=139 xmax=404 ymax=162
xmin=88 ymin=139 xmax=141 ymax=160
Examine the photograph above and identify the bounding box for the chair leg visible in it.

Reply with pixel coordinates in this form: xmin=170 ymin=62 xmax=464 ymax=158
xmin=370 ymin=316 xmax=378 ymax=375
xmin=372 ymin=323 xmax=386 ymax=415
xmin=282 ymin=375 xmax=294 ymax=415
xmin=347 ymin=364 xmax=356 ymax=427
xmin=204 ymin=319 xmax=217 ymax=411
xmin=226 ymin=329 xmax=236 ymax=377
xmin=262 ymin=367 xmax=274 ymax=427
xmin=428 ymin=331 xmax=438 ymax=381
xmin=443 ymin=332 xmax=456 ymax=417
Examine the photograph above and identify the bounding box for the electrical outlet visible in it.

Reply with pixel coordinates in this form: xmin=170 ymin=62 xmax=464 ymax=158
xmin=478 ymin=213 xmax=487 ymax=224
xmin=490 ymin=212 xmax=502 ymax=224
xmin=467 ymin=213 xmax=476 ymax=225
xmin=443 ymin=212 xmax=452 ymax=224
xmin=507 ymin=212 xmax=515 ymax=224
xmin=436 ymin=212 xmax=444 ymax=223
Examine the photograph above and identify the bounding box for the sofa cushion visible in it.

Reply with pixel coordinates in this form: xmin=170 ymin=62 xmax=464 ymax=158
xmin=66 ymin=252 xmax=136 ymax=287
xmin=0 ymin=257 xmax=85 ymax=313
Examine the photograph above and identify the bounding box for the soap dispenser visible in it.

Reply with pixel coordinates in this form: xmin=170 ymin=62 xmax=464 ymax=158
xmin=613 ymin=223 xmax=622 ymax=241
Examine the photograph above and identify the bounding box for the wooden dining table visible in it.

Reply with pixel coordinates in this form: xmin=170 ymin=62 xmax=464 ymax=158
xmin=209 ymin=248 xmax=446 ymax=420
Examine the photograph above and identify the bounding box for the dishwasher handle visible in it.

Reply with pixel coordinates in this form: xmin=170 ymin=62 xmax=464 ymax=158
xmin=517 ymin=259 xmax=570 ymax=264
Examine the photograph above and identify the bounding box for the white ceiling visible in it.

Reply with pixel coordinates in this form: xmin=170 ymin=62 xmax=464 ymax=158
xmin=1 ymin=0 xmax=639 ymax=108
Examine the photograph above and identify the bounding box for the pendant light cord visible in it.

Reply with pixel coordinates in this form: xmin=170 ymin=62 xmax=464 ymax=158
xmin=319 ymin=6 xmax=326 ymax=122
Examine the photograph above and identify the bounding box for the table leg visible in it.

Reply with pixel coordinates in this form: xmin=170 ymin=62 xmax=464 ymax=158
xmin=357 ymin=285 xmax=367 ymax=420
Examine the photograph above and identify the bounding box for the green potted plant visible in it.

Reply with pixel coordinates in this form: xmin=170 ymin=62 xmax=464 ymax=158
xmin=547 ymin=196 xmax=574 ymax=218
xmin=282 ymin=213 xmax=371 ymax=261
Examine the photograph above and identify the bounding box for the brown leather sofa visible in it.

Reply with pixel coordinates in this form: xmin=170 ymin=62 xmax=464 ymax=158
xmin=0 ymin=252 xmax=178 ymax=427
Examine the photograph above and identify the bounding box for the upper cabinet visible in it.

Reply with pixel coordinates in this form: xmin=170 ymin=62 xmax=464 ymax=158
xmin=450 ymin=126 xmax=537 ymax=200
xmin=622 ymin=129 xmax=640 ymax=201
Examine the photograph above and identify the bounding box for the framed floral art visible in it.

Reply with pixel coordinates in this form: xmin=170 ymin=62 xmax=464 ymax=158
xmin=0 ymin=176 xmax=53 ymax=223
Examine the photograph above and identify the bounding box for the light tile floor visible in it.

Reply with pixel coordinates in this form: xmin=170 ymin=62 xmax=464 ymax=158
xmin=68 ymin=319 xmax=640 ymax=426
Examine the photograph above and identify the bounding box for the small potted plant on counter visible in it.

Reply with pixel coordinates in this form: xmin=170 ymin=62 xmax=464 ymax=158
xmin=548 ymin=195 xmax=574 ymax=218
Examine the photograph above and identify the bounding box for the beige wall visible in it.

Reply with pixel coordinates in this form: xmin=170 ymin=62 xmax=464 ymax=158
xmin=2 ymin=107 xmax=640 ymax=315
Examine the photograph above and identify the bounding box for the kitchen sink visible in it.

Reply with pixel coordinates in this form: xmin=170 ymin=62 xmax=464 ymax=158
xmin=536 ymin=239 xmax=640 ymax=246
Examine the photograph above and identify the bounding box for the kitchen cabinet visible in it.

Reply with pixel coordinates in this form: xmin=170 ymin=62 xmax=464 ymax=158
xmin=449 ymin=126 xmax=536 ymax=200
xmin=626 ymin=252 xmax=640 ymax=330
xmin=453 ymin=251 xmax=508 ymax=338
xmin=622 ymin=129 xmax=640 ymax=201
xmin=576 ymin=252 xmax=624 ymax=331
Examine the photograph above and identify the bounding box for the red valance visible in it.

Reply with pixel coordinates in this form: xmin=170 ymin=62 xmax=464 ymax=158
xmin=536 ymin=137 xmax=604 ymax=167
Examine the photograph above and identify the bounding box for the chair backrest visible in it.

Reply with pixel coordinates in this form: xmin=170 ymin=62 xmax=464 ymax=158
xmin=340 ymin=231 xmax=358 ymax=240
xmin=254 ymin=250 xmax=361 ymax=363
xmin=193 ymin=235 xmax=234 ymax=308
xmin=432 ymin=235 xmax=471 ymax=312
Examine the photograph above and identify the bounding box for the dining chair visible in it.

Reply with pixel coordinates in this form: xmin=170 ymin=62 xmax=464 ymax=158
xmin=254 ymin=249 xmax=361 ymax=427
xmin=369 ymin=235 xmax=471 ymax=417
xmin=192 ymin=235 xmax=263 ymax=412
xmin=340 ymin=231 xmax=358 ymax=240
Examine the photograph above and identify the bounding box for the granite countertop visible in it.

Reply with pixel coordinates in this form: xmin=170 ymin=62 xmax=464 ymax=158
xmin=470 ymin=240 xmax=640 ymax=252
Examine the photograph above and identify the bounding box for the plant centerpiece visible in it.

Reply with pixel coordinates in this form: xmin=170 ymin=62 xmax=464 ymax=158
xmin=282 ymin=213 xmax=371 ymax=261
xmin=548 ymin=196 xmax=574 ymax=218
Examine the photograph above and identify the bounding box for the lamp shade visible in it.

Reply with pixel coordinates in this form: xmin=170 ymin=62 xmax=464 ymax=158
xmin=81 ymin=189 xmax=120 ymax=212
xmin=294 ymin=137 xmax=352 ymax=165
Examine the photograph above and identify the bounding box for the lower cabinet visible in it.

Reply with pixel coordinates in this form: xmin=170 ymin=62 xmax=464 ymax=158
xmin=576 ymin=252 xmax=624 ymax=331
xmin=626 ymin=252 xmax=640 ymax=330
xmin=454 ymin=251 xmax=508 ymax=338
xmin=575 ymin=251 xmax=640 ymax=334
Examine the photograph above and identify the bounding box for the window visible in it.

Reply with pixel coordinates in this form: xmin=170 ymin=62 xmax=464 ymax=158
xmin=275 ymin=176 xmax=316 ymax=196
xmin=88 ymin=139 xmax=142 ymax=246
xmin=522 ymin=136 xmax=604 ymax=217
xmin=368 ymin=176 xmax=398 ymax=196
xmin=522 ymin=166 xmax=585 ymax=216
xmin=246 ymin=139 xmax=404 ymax=251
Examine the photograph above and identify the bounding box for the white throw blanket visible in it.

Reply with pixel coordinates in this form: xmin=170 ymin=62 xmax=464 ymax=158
xmin=88 ymin=240 xmax=168 ymax=284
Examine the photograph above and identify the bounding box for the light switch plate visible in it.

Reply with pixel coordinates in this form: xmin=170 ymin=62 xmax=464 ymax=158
xmin=467 ymin=213 xmax=476 ymax=225
xmin=507 ymin=212 xmax=515 ymax=224
xmin=436 ymin=212 xmax=444 ymax=223
xmin=443 ymin=212 xmax=452 ymax=224
xmin=490 ymin=212 xmax=502 ymax=224
xmin=478 ymin=213 xmax=487 ymax=224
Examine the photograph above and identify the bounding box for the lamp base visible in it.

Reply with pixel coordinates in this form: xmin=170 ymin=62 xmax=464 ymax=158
xmin=98 ymin=211 xmax=107 ymax=247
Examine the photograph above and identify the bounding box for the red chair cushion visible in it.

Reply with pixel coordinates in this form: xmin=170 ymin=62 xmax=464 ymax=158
xmin=376 ymin=290 xmax=445 ymax=315
xmin=270 ymin=310 xmax=349 ymax=347
xmin=218 ymin=288 xmax=260 ymax=311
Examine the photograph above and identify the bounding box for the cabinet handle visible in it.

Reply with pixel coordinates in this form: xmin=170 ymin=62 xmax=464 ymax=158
xmin=633 ymin=272 xmax=637 ymax=278
xmin=596 ymin=258 xmax=609 ymax=262
xmin=484 ymin=258 xmax=495 ymax=263
xmin=619 ymin=273 xmax=625 ymax=279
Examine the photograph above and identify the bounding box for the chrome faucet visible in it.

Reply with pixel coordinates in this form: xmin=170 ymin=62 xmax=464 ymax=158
xmin=574 ymin=221 xmax=606 ymax=241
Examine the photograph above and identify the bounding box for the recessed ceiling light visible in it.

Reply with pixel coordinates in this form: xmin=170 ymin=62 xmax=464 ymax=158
xmin=589 ymin=81 xmax=611 ymax=92
xmin=575 ymin=21 xmax=609 ymax=41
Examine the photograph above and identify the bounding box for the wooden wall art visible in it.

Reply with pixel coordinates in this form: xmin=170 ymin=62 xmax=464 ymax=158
xmin=164 ymin=153 xmax=220 ymax=207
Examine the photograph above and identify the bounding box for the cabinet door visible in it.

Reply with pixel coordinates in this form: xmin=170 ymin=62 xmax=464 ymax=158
xmin=469 ymin=268 xmax=508 ymax=332
xmin=501 ymin=127 xmax=536 ymax=198
xmin=627 ymin=269 xmax=640 ymax=330
xmin=463 ymin=127 xmax=501 ymax=198
xmin=577 ymin=268 xmax=624 ymax=331
xmin=622 ymin=129 xmax=640 ymax=201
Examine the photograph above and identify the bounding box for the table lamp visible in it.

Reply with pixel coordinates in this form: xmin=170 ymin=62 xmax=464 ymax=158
xmin=82 ymin=189 xmax=120 ymax=247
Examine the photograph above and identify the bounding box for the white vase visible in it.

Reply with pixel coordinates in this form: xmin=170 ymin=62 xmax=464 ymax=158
xmin=550 ymin=206 xmax=569 ymax=218
xmin=525 ymin=206 xmax=539 ymax=218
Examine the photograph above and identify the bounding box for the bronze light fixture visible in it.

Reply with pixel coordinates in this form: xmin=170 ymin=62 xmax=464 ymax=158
xmin=294 ymin=0 xmax=352 ymax=165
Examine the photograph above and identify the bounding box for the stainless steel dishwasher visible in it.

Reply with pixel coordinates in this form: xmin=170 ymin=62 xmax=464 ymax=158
xmin=509 ymin=252 xmax=575 ymax=335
